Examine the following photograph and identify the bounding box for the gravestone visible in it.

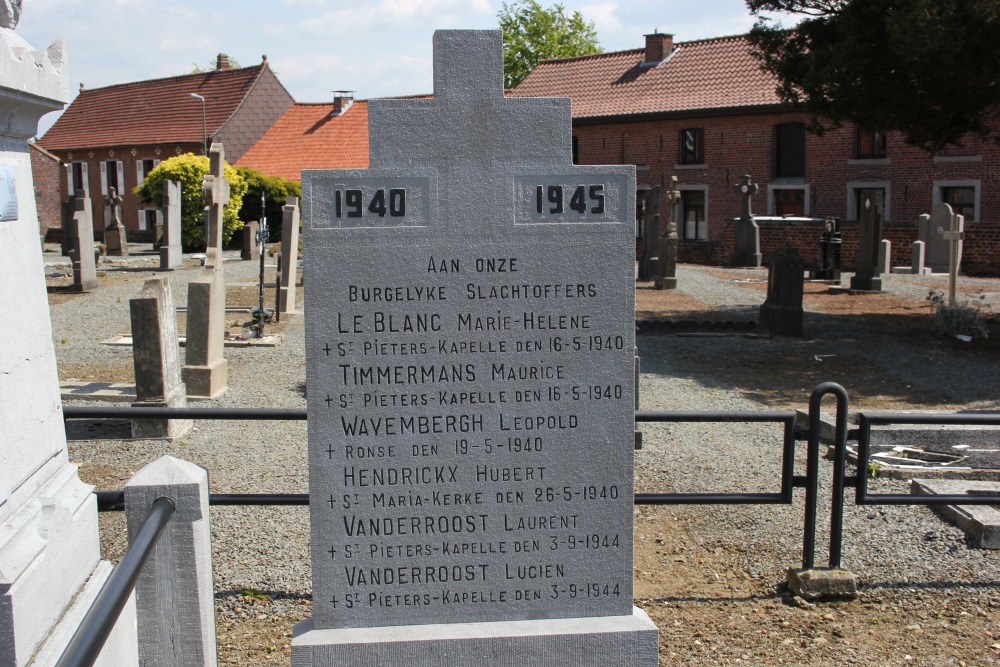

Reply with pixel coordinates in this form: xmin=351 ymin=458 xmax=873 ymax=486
xmin=103 ymin=186 xmax=129 ymax=256
xmin=943 ymin=212 xmax=965 ymax=307
xmin=278 ymin=196 xmax=300 ymax=314
xmin=919 ymin=203 xmax=963 ymax=274
xmin=759 ymin=248 xmax=805 ymax=337
xmin=0 ymin=13 xmax=139 ymax=665
xmin=182 ymin=264 xmax=228 ymax=399
xmin=202 ymin=143 xmax=229 ymax=254
xmin=296 ymin=30 xmax=657 ymax=665
xmin=812 ymin=218 xmax=841 ymax=280
xmin=877 ymin=239 xmax=891 ymax=275
xmin=653 ymin=178 xmax=680 ymax=290
xmin=130 ymin=277 xmax=192 ymax=438
xmin=849 ymin=190 xmax=883 ymax=292
xmin=911 ymin=240 xmax=927 ymax=275
xmin=65 ymin=192 xmax=97 ymax=291
xmin=732 ymin=174 xmax=762 ymax=267
xmin=241 ymin=219 xmax=260 ymax=261
xmin=159 ymin=179 xmax=183 ymax=269
xmin=636 ymin=187 xmax=660 ymax=282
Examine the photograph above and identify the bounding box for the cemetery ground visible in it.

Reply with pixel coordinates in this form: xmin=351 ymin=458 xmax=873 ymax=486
xmin=44 ymin=246 xmax=1000 ymax=666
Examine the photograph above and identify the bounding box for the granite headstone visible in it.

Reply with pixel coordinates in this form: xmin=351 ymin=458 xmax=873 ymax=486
xmin=278 ymin=195 xmax=300 ymax=314
xmin=159 ymin=179 xmax=183 ymax=269
xmin=65 ymin=192 xmax=97 ymax=291
xmin=849 ymin=190 xmax=883 ymax=292
xmin=295 ymin=29 xmax=657 ymax=665
xmin=653 ymin=177 xmax=680 ymax=290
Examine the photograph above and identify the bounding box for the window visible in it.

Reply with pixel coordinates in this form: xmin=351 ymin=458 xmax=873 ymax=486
xmin=774 ymin=188 xmax=805 ymax=217
xmin=681 ymin=189 xmax=707 ymax=240
xmin=67 ymin=161 xmax=88 ymax=195
xmin=572 ymin=136 xmax=579 ymax=165
xmin=856 ymin=127 xmax=886 ymax=159
xmin=136 ymin=157 xmax=160 ymax=184
xmin=775 ymin=123 xmax=805 ymax=177
xmin=933 ymin=180 xmax=979 ymax=222
xmin=854 ymin=188 xmax=885 ymax=221
xmin=680 ymin=128 xmax=704 ymax=164
xmin=101 ymin=160 xmax=124 ymax=196
xmin=847 ymin=182 xmax=891 ymax=221
xmin=942 ymin=186 xmax=976 ymax=220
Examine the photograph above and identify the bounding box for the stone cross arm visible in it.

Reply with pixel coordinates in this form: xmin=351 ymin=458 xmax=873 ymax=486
xmin=202 ymin=174 xmax=230 ymax=208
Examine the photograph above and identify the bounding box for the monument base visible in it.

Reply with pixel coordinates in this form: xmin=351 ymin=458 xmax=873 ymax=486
xmin=759 ymin=304 xmax=804 ymax=337
xmin=183 ymin=359 xmax=229 ymax=399
xmin=104 ymin=225 xmax=128 ymax=257
xmin=849 ymin=275 xmax=882 ymax=292
xmin=731 ymin=253 xmax=762 ymax=268
xmin=653 ymin=275 xmax=676 ymax=290
xmin=131 ymin=391 xmax=192 ymax=440
xmin=291 ymin=607 xmax=659 ymax=666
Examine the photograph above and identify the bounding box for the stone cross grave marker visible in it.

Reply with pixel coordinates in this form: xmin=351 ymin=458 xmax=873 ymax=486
xmin=943 ymin=210 xmax=965 ymax=307
xmin=278 ymin=195 xmax=300 ymax=314
xmin=160 ymin=179 xmax=182 ymax=269
xmin=850 ymin=190 xmax=884 ymax=292
xmin=297 ymin=29 xmax=656 ymax=665
xmin=103 ymin=186 xmax=128 ymax=256
xmin=732 ymin=174 xmax=762 ymax=267
xmin=654 ymin=176 xmax=680 ymax=290
xmin=202 ymin=142 xmax=229 ymax=254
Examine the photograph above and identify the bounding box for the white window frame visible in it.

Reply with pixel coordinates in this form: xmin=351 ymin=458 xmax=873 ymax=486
xmin=933 ymin=179 xmax=980 ymax=222
xmin=847 ymin=181 xmax=891 ymax=222
xmin=136 ymin=157 xmax=160 ymax=184
xmin=677 ymin=184 xmax=709 ymax=241
xmin=100 ymin=160 xmax=125 ymax=196
xmin=767 ymin=184 xmax=810 ymax=217
xmin=67 ymin=161 xmax=89 ymax=196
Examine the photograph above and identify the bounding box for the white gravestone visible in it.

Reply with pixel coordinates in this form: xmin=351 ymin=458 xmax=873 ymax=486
xmin=159 ymin=179 xmax=182 ymax=270
xmin=0 ymin=16 xmax=138 ymax=666
xmin=278 ymin=196 xmax=300 ymax=314
xmin=919 ymin=203 xmax=962 ymax=274
xmin=295 ymin=30 xmax=657 ymax=665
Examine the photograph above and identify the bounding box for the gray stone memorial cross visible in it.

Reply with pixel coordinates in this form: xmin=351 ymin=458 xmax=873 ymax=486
xmin=296 ymin=29 xmax=656 ymax=665
xmin=202 ymin=142 xmax=229 ymax=254
xmin=103 ymin=186 xmax=128 ymax=256
xmin=654 ymin=177 xmax=680 ymax=290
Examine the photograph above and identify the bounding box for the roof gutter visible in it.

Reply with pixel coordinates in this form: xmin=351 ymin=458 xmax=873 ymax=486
xmin=571 ymin=103 xmax=794 ymax=126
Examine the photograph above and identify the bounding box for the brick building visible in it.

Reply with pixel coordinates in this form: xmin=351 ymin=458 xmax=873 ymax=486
xmin=36 ymin=54 xmax=294 ymax=241
xmin=29 ymin=141 xmax=62 ymax=239
xmin=511 ymin=33 xmax=1000 ymax=275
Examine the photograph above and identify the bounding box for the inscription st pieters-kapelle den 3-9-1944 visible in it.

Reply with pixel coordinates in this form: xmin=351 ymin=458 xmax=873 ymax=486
xmin=302 ymin=31 xmax=636 ymax=633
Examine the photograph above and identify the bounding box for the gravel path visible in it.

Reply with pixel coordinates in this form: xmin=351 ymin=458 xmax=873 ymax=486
xmin=47 ymin=250 xmax=1000 ymax=665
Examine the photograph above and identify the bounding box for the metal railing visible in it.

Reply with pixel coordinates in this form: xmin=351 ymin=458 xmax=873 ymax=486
xmin=55 ymin=497 xmax=175 ymax=667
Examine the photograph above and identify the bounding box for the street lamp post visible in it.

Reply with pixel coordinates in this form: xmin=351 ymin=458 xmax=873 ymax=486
xmin=188 ymin=93 xmax=207 ymax=156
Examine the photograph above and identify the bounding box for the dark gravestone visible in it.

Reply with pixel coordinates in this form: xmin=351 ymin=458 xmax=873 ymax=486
xmin=65 ymin=194 xmax=97 ymax=292
xmin=849 ymin=190 xmax=883 ymax=292
xmin=241 ymin=219 xmax=260 ymax=261
xmin=636 ymin=186 xmax=660 ymax=281
xmin=759 ymin=249 xmax=805 ymax=337
xmin=732 ymin=174 xmax=762 ymax=267
xmin=296 ymin=29 xmax=656 ymax=665
xmin=812 ymin=218 xmax=842 ymax=280
xmin=653 ymin=177 xmax=680 ymax=290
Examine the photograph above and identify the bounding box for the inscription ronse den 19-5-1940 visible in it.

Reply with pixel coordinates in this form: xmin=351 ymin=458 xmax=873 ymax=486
xmin=302 ymin=30 xmax=637 ymax=633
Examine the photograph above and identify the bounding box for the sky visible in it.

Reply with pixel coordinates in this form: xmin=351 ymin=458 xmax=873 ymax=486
xmin=19 ymin=0 xmax=768 ymax=139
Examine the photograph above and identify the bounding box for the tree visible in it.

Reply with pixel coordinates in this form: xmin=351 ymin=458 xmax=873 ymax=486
xmin=746 ymin=0 xmax=1000 ymax=151
xmin=234 ymin=166 xmax=301 ymax=242
xmin=134 ymin=153 xmax=247 ymax=251
xmin=498 ymin=1 xmax=600 ymax=90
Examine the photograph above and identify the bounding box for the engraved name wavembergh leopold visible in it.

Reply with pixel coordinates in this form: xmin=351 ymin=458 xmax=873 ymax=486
xmin=303 ymin=30 xmax=636 ymax=629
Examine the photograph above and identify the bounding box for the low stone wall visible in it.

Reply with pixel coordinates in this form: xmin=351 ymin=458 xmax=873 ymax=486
xmin=675 ymin=219 xmax=1000 ymax=276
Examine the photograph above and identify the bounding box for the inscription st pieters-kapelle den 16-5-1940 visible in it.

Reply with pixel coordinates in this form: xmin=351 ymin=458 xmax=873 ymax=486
xmin=302 ymin=30 xmax=635 ymax=632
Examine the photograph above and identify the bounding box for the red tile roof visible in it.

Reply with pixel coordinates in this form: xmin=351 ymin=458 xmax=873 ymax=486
xmin=38 ymin=64 xmax=269 ymax=151
xmin=235 ymin=101 xmax=370 ymax=181
xmin=510 ymin=34 xmax=783 ymax=119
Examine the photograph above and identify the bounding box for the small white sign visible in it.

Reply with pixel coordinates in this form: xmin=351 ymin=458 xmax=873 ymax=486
xmin=0 ymin=165 xmax=18 ymax=221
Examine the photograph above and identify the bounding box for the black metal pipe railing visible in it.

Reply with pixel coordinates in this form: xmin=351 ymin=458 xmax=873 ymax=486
xmin=63 ymin=406 xmax=306 ymax=420
xmin=855 ymin=411 xmax=1000 ymax=506
xmin=56 ymin=497 xmax=175 ymax=667
xmin=806 ymin=382 xmax=849 ymax=570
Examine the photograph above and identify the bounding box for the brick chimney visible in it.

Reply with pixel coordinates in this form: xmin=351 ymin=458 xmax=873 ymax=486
xmin=331 ymin=90 xmax=355 ymax=116
xmin=644 ymin=32 xmax=674 ymax=64
xmin=216 ymin=53 xmax=232 ymax=70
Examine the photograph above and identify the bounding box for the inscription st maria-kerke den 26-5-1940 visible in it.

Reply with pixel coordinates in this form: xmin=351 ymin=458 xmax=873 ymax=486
xmin=301 ymin=31 xmax=636 ymax=633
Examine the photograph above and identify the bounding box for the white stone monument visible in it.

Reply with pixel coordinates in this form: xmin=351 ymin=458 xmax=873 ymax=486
xmin=0 ymin=10 xmax=138 ymax=665
xmin=295 ymin=30 xmax=657 ymax=665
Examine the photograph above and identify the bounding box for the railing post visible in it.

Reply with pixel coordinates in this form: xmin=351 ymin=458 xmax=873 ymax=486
xmin=125 ymin=456 xmax=218 ymax=666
